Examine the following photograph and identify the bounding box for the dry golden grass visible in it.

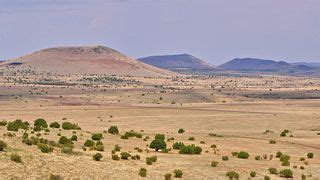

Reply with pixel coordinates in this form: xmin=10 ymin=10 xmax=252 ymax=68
xmin=0 ymin=71 xmax=319 ymax=179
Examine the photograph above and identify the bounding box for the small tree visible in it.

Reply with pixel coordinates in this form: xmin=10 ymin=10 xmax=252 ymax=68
xmin=149 ymin=139 xmax=167 ymax=151
xmin=34 ymin=118 xmax=48 ymax=128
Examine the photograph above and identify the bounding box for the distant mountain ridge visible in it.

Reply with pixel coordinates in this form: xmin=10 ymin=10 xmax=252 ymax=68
xmin=291 ymin=62 xmax=320 ymax=68
xmin=219 ymin=58 xmax=314 ymax=72
xmin=138 ymin=54 xmax=219 ymax=73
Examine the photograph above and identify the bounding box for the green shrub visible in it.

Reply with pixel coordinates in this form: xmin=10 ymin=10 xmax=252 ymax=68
xmin=0 ymin=140 xmax=7 ymax=151
xmin=95 ymin=145 xmax=104 ymax=151
xmin=255 ymin=155 xmax=261 ymax=160
xmin=33 ymin=126 xmax=41 ymax=132
xmin=34 ymin=118 xmax=48 ymax=128
xmin=231 ymin=151 xmax=238 ymax=156
xmin=268 ymin=167 xmax=278 ymax=174
xmin=167 ymin=137 xmax=174 ymax=142
xmin=112 ymin=154 xmax=120 ymax=160
xmin=281 ymin=160 xmax=290 ymax=166
xmin=0 ymin=120 xmax=7 ymax=126
xmin=22 ymin=138 xmax=33 ymax=145
xmin=280 ymin=154 xmax=290 ymax=162
xmin=7 ymin=119 xmax=29 ymax=131
xmin=237 ymin=151 xmax=249 ymax=159
xmin=96 ymin=141 xmax=103 ymax=146
xmin=139 ymin=168 xmax=147 ymax=177
xmin=276 ymin=151 xmax=283 ymax=158
xmin=155 ymin=134 xmax=165 ymax=140
xmin=61 ymin=146 xmax=73 ymax=154
xmin=149 ymin=156 xmax=157 ymax=162
xmin=164 ymin=173 xmax=172 ymax=180
xmin=211 ymin=144 xmax=217 ymax=148
xmin=178 ymin=128 xmax=185 ymax=133
xmin=188 ymin=137 xmax=195 ymax=141
xmin=269 ymin=139 xmax=276 ymax=144
xmin=300 ymin=157 xmax=305 ymax=161
xmin=173 ymin=142 xmax=185 ymax=150
xmin=93 ymin=153 xmax=103 ymax=161
xmin=179 ymin=144 xmax=202 ymax=154
xmin=108 ymin=126 xmax=119 ymax=135
xmin=84 ymin=139 xmax=95 ymax=147
xmin=222 ymin=156 xmax=229 ymax=161
xmin=174 ymin=169 xmax=183 ymax=178
xmin=37 ymin=143 xmax=53 ymax=153
xmin=131 ymin=154 xmax=140 ymax=160
xmin=226 ymin=171 xmax=239 ymax=179
xmin=29 ymin=136 xmax=40 ymax=145
xmin=92 ymin=133 xmax=103 ymax=141
xmin=280 ymin=129 xmax=289 ymax=137
xmin=59 ymin=136 xmax=71 ymax=145
xmin=301 ymin=174 xmax=306 ymax=180
xmin=264 ymin=175 xmax=270 ymax=180
xmin=307 ymin=152 xmax=313 ymax=159
xmin=211 ymin=161 xmax=219 ymax=167
xmin=146 ymin=157 xmax=153 ymax=165
xmin=134 ymin=147 xmax=143 ymax=152
xmin=121 ymin=152 xmax=131 ymax=160
xmin=71 ymin=135 xmax=77 ymax=141
xmin=150 ymin=139 xmax=167 ymax=151
xmin=279 ymin=169 xmax=293 ymax=178
xmin=250 ymin=171 xmax=256 ymax=177
xmin=62 ymin=122 xmax=80 ymax=130
xmin=121 ymin=135 xmax=128 ymax=139
xmin=50 ymin=122 xmax=60 ymax=128
xmin=114 ymin=144 xmax=121 ymax=151
xmin=122 ymin=130 xmax=142 ymax=139
xmin=10 ymin=153 xmax=22 ymax=163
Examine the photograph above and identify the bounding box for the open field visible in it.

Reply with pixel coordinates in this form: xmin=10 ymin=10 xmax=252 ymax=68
xmin=0 ymin=71 xmax=320 ymax=179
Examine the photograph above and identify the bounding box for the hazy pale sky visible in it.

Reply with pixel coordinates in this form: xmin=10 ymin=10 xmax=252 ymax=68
xmin=0 ymin=0 xmax=319 ymax=65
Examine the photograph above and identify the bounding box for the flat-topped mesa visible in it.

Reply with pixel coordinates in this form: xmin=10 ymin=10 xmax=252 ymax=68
xmin=3 ymin=45 xmax=173 ymax=76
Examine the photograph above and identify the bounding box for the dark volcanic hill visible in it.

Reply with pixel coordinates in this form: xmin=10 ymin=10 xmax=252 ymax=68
xmin=219 ymin=58 xmax=313 ymax=73
xmin=138 ymin=54 xmax=219 ymax=73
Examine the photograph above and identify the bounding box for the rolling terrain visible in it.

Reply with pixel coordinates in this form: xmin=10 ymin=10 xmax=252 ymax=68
xmin=219 ymin=58 xmax=320 ymax=77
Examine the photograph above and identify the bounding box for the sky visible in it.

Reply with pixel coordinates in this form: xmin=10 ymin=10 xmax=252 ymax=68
xmin=0 ymin=0 xmax=319 ymax=65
